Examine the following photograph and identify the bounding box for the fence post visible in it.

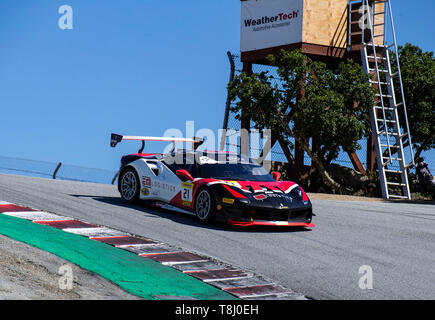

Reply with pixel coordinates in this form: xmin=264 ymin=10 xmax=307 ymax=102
xmin=112 ymin=171 xmax=120 ymax=185
xmin=53 ymin=162 xmax=62 ymax=179
xmin=220 ymin=51 xmax=236 ymax=151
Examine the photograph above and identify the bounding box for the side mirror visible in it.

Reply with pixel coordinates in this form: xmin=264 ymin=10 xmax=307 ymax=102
xmin=176 ymin=169 xmax=194 ymax=182
xmin=272 ymin=171 xmax=281 ymax=181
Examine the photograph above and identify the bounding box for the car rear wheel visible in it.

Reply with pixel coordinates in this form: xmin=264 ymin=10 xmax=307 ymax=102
xmin=195 ymin=188 xmax=216 ymax=223
xmin=120 ymin=167 xmax=140 ymax=203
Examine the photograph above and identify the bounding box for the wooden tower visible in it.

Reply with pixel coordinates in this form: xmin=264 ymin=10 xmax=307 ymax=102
xmin=234 ymin=0 xmax=413 ymax=199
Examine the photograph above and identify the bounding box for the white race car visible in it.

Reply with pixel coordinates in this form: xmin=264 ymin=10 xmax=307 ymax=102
xmin=110 ymin=133 xmax=314 ymax=227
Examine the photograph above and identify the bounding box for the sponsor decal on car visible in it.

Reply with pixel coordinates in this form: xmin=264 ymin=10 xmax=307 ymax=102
xmin=222 ymin=197 xmax=235 ymax=204
xmin=225 ymin=181 xmax=242 ymax=189
xmin=199 ymin=156 xmax=218 ymax=164
xmin=142 ymin=176 xmax=151 ymax=187
xmin=275 ymin=221 xmax=292 ymax=226
xmin=141 ymin=188 xmax=150 ymax=196
xmin=152 ymin=181 xmax=176 ymax=193
xmin=254 ymin=194 xmax=267 ymax=200
xmin=266 ymin=193 xmax=290 ymax=199
xmin=181 ymin=181 xmax=194 ymax=203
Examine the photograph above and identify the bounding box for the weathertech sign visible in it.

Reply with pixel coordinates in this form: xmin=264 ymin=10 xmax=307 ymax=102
xmin=241 ymin=0 xmax=303 ymax=52
xmin=243 ymin=11 xmax=299 ymax=27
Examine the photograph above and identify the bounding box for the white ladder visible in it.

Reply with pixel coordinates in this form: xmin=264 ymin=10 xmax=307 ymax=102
xmin=348 ymin=0 xmax=414 ymax=199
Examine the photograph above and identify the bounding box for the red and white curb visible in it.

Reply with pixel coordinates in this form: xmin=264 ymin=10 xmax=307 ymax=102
xmin=0 ymin=201 xmax=307 ymax=300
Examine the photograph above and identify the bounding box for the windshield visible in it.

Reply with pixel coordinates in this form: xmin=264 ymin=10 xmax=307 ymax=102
xmin=199 ymin=162 xmax=275 ymax=181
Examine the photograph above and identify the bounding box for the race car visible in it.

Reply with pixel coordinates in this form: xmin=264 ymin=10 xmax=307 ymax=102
xmin=110 ymin=133 xmax=314 ymax=227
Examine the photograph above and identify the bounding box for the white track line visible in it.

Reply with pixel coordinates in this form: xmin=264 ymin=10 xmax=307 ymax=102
xmin=162 ymin=260 xmax=209 ymax=266
xmin=180 ymin=266 xmax=224 ymax=273
xmin=139 ymin=251 xmax=183 ymax=257
xmin=203 ymin=276 xmax=251 ymax=283
xmin=116 ymin=243 xmax=160 ymax=249
xmin=1 ymin=211 xmax=70 ymax=221
xmin=63 ymin=227 xmax=127 ymax=238
xmin=236 ymin=292 xmax=291 ymax=299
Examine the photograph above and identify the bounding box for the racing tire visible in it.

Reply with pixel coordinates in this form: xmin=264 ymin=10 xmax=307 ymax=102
xmin=119 ymin=167 xmax=140 ymax=204
xmin=195 ymin=187 xmax=216 ymax=223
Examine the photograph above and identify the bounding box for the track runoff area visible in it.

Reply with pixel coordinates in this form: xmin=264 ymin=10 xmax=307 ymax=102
xmin=0 ymin=201 xmax=307 ymax=305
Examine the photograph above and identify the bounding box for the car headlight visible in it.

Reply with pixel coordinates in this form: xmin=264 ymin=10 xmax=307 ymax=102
xmin=290 ymin=186 xmax=303 ymax=201
xmin=238 ymin=198 xmax=250 ymax=204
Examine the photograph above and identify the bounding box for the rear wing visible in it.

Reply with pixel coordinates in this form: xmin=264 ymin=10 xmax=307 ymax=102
xmin=110 ymin=133 xmax=204 ymax=152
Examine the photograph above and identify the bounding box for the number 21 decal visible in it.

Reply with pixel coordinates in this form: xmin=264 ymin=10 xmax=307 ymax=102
xmin=181 ymin=181 xmax=193 ymax=203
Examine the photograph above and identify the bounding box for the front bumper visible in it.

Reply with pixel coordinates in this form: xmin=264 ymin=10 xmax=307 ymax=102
xmin=217 ymin=200 xmax=314 ymax=227
xmin=227 ymin=219 xmax=315 ymax=227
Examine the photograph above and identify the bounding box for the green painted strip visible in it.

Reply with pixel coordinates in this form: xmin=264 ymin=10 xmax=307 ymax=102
xmin=0 ymin=213 xmax=236 ymax=300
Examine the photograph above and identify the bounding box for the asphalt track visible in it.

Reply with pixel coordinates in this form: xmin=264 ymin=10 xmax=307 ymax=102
xmin=0 ymin=173 xmax=434 ymax=300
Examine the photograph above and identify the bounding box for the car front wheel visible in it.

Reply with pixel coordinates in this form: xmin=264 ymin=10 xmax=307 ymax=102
xmin=120 ymin=167 xmax=140 ymax=203
xmin=195 ymin=188 xmax=216 ymax=223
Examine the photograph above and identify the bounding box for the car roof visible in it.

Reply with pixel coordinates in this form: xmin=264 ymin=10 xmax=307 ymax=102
xmin=161 ymin=150 xmax=254 ymax=165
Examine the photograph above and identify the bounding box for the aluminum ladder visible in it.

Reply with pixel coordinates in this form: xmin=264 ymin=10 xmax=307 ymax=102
xmin=348 ymin=0 xmax=414 ymax=199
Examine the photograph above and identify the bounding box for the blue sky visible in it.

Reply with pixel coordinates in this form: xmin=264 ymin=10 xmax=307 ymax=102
xmin=0 ymin=0 xmax=433 ymax=171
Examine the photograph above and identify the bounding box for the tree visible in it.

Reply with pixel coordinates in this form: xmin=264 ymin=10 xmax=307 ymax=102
xmin=390 ymin=43 xmax=435 ymax=163
xmin=228 ymin=49 xmax=374 ymax=192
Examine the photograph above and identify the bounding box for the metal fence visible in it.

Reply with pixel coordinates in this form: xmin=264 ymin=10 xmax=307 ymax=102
xmin=223 ymin=52 xmax=435 ymax=174
xmin=0 ymin=155 xmax=117 ymax=185
xmin=223 ymin=52 xmax=370 ymax=170
xmin=0 ymin=51 xmax=432 ymax=183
